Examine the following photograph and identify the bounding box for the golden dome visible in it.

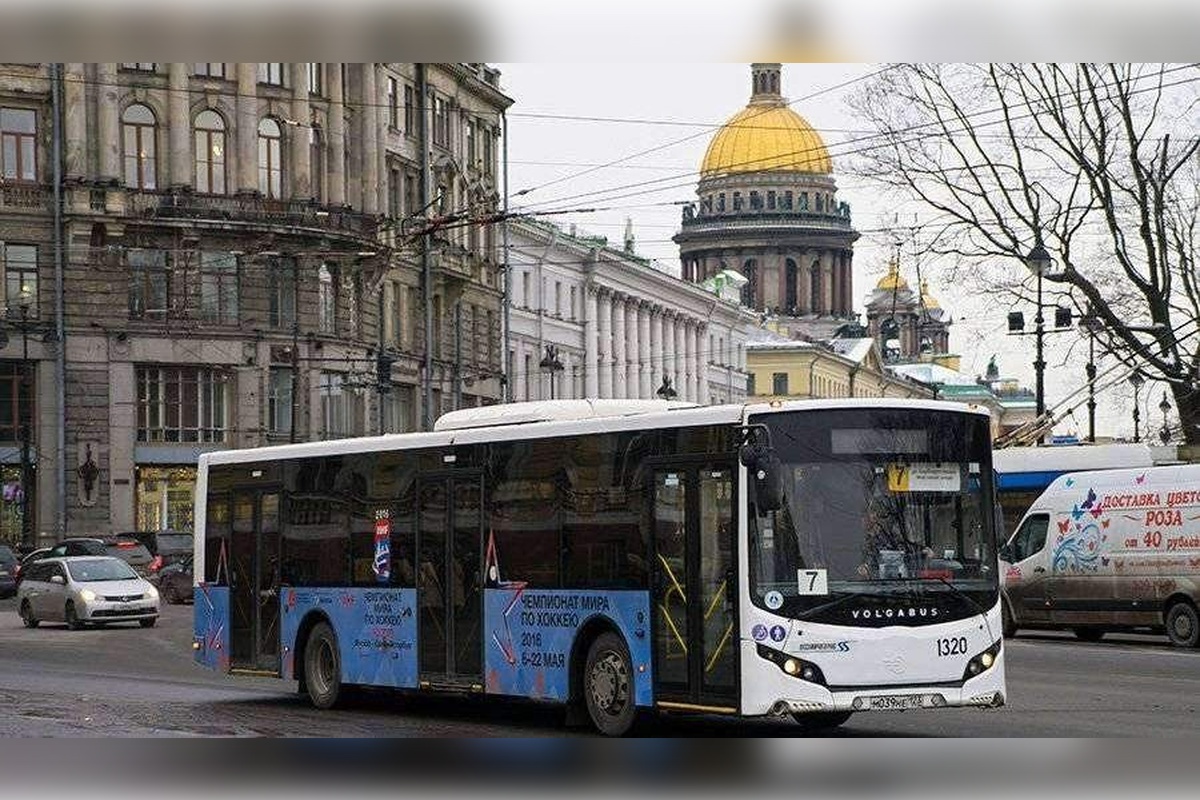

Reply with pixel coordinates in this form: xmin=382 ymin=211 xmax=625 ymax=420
xmin=920 ymin=279 xmax=940 ymax=309
xmin=875 ymin=259 xmax=909 ymax=291
xmin=701 ymin=104 xmax=832 ymax=178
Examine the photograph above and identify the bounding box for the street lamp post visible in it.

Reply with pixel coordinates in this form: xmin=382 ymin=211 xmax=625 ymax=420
xmin=1129 ymin=370 xmax=1145 ymax=443
xmin=1079 ymin=306 xmax=1101 ymax=443
xmin=539 ymin=345 xmax=564 ymax=400
xmin=1159 ymin=391 xmax=1172 ymax=445
xmin=17 ymin=296 xmax=32 ymax=551
xmin=1024 ymin=240 xmax=1053 ymax=430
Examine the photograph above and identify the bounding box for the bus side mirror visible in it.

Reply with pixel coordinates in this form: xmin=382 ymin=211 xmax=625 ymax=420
xmin=740 ymin=425 xmax=785 ymax=513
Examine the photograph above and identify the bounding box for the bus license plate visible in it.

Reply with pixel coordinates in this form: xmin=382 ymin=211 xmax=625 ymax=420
xmin=864 ymin=694 xmax=930 ymax=711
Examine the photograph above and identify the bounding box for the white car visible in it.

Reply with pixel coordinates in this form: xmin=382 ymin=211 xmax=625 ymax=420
xmin=17 ymin=556 xmax=160 ymax=630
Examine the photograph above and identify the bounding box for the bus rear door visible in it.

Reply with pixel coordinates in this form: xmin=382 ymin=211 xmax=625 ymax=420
xmin=651 ymin=462 xmax=738 ymax=713
xmin=229 ymin=490 xmax=282 ymax=674
xmin=417 ymin=474 xmax=484 ymax=688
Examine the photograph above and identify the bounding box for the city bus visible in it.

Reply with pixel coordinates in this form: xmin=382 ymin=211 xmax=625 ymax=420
xmin=193 ymin=398 xmax=1005 ymax=735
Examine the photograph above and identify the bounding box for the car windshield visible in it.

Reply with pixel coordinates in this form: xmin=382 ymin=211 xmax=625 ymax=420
xmin=749 ymin=407 xmax=999 ymax=623
xmin=66 ymin=558 xmax=139 ymax=582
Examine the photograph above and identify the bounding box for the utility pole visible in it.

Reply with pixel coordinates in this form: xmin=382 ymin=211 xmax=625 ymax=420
xmin=418 ymin=63 xmax=434 ymax=431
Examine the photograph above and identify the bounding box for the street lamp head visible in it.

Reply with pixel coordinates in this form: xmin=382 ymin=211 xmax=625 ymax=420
xmin=1160 ymin=390 xmax=1172 ymax=415
xmin=1025 ymin=240 xmax=1053 ymax=277
xmin=1128 ymin=370 xmax=1145 ymax=390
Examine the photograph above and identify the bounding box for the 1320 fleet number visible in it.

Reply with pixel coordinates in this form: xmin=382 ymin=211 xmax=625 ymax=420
xmin=936 ymin=636 xmax=968 ymax=657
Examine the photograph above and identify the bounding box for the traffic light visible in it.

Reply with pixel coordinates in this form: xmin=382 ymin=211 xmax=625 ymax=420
xmin=376 ymin=352 xmax=396 ymax=394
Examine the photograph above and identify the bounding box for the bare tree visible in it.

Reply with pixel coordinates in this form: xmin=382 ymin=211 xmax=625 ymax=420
xmin=848 ymin=64 xmax=1200 ymax=443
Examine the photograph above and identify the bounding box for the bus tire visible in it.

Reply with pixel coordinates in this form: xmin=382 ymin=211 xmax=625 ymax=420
xmin=1165 ymin=600 xmax=1200 ymax=648
xmin=583 ymin=631 xmax=636 ymax=736
xmin=1002 ymin=600 xmax=1018 ymax=639
xmin=793 ymin=710 xmax=853 ymax=730
xmin=304 ymin=621 xmax=343 ymax=709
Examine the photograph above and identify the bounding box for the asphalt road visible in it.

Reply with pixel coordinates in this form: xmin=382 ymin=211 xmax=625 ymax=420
xmin=1 ymin=597 xmax=1198 ymax=737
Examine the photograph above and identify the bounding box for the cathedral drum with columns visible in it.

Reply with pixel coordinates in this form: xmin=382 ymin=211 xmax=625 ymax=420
xmin=675 ymin=63 xmax=859 ymax=341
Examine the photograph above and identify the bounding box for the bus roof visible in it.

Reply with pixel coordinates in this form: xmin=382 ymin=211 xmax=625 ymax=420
xmin=199 ymin=397 xmax=991 ymax=468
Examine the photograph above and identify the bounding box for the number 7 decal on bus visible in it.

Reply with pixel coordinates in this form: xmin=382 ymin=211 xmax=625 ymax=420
xmin=797 ymin=568 xmax=828 ymax=595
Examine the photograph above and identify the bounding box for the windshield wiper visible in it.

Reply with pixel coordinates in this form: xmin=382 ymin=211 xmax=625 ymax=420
xmin=906 ymin=575 xmax=997 ymax=642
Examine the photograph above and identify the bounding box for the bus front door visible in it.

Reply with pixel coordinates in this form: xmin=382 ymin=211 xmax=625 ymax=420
xmin=652 ymin=464 xmax=738 ymax=713
xmin=417 ymin=475 xmax=483 ymax=687
xmin=229 ymin=490 xmax=282 ymax=673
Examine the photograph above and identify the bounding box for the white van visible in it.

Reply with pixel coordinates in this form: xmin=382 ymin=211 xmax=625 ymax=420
xmin=999 ymin=463 xmax=1200 ymax=647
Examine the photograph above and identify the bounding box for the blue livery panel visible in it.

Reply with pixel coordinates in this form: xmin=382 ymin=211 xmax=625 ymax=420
xmin=482 ymin=588 xmax=653 ymax=706
xmin=193 ymin=584 xmax=230 ymax=671
xmin=280 ymin=587 xmax=419 ymax=688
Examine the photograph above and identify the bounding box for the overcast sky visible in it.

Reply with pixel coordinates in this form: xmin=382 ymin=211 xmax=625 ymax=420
xmin=496 ymin=63 xmax=1153 ymax=442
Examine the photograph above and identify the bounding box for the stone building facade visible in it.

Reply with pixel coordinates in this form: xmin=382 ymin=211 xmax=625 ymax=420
xmin=0 ymin=63 xmax=509 ymax=547
xmin=507 ymin=218 xmax=754 ymax=406
xmin=674 ymin=63 xmax=858 ymax=341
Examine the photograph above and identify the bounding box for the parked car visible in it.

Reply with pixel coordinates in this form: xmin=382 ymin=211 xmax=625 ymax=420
xmin=135 ymin=531 xmax=195 ymax=581
xmin=0 ymin=544 xmax=18 ymax=598
xmin=45 ymin=538 xmax=108 ymax=558
xmin=16 ymin=556 xmax=159 ymax=629
xmin=102 ymin=538 xmax=154 ymax=577
xmin=157 ymin=554 xmax=193 ymax=604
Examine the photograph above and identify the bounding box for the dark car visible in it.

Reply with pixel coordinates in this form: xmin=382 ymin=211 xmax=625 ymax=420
xmin=14 ymin=547 xmax=50 ymax=584
xmin=157 ymin=554 xmax=193 ymax=604
xmin=0 ymin=544 xmax=18 ymax=598
xmin=46 ymin=538 xmax=108 ymax=558
xmin=118 ymin=531 xmax=194 ymax=583
xmin=102 ymin=538 xmax=154 ymax=578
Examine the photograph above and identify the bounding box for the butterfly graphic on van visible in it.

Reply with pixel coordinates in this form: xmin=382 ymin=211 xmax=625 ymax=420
xmin=1071 ymin=504 xmax=1083 ymax=521
xmin=1065 ymin=478 xmax=1075 ymax=487
xmin=1135 ymin=473 xmax=1146 ymax=484
xmin=1057 ymin=519 xmax=1071 ymax=534
xmin=1081 ymin=489 xmax=1097 ymax=510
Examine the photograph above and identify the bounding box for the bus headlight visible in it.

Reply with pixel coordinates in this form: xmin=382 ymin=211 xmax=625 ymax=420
xmin=962 ymin=640 xmax=1002 ymax=682
xmin=757 ymin=644 xmax=827 ymax=686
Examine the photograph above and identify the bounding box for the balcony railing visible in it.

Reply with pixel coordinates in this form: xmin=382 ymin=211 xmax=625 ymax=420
xmin=128 ymin=190 xmax=378 ymax=237
xmin=0 ymin=184 xmax=48 ymax=212
xmin=680 ymin=207 xmax=853 ymax=229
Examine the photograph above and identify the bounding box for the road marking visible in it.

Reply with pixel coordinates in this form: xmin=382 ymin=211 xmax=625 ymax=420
xmin=1006 ymin=638 xmax=1200 ymax=659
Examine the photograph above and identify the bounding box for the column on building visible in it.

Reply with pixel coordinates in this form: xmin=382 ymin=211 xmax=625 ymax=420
xmin=679 ymin=318 xmax=692 ymax=403
xmin=638 ymin=302 xmax=652 ymax=398
xmin=597 ymin=290 xmax=612 ymax=398
xmin=625 ymin=301 xmax=639 ymax=399
xmin=167 ymin=63 xmax=191 ymax=188
xmin=289 ymin=63 xmax=312 ymax=199
xmin=693 ymin=323 xmax=706 ymax=404
xmin=585 ymin=288 xmax=599 ymax=398
xmin=236 ymin=63 xmax=258 ymax=193
xmin=360 ymin=63 xmax=380 ymax=214
xmin=327 ymin=62 xmax=346 ymax=205
xmin=650 ymin=306 xmax=663 ymax=399
xmin=799 ymin=253 xmax=813 ymax=315
xmin=822 ymin=253 xmax=834 ymax=317
xmin=63 ymin=63 xmax=87 ymax=181
xmin=96 ymin=63 xmax=120 ymax=182
xmin=673 ymin=316 xmax=687 ymax=402
xmin=611 ymin=294 xmax=627 ymax=399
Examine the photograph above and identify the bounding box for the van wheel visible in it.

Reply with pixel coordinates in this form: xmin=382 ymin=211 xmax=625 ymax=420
xmin=1002 ymin=601 xmax=1018 ymax=639
xmin=793 ymin=710 xmax=853 ymax=730
xmin=19 ymin=600 xmax=38 ymax=628
xmin=1072 ymin=627 xmax=1105 ymax=643
xmin=304 ymin=621 xmax=343 ymax=709
xmin=583 ymin=632 xmax=636 ymax=736
xmin=1165 ymin=601 xmax=1200 ymax=648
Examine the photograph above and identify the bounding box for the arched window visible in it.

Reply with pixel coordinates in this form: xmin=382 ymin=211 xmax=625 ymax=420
xmin=194 ymin=110 xmax=226 ymax=194
xmin=122 ymin=104 xmax=157 ymax=189
xmin=258 ymin=118 xmax=283 ymax=198
xmin=741 ymin=260 xmax=758 ymax=308
xmin=309 ymin=125 xmax=324 ymax=202
xmin=785 ymin=258 xmax=798 ymax=312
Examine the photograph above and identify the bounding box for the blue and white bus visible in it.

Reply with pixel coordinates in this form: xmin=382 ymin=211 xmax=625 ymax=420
xmin=193 ymin=398 xmax=1004 ymax=735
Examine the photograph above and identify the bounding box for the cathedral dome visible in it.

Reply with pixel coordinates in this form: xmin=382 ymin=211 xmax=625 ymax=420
xmin=875 ymin=259 xmax=909 ymax=291
xmin=699 ymin=64 xmax=832 ymax=178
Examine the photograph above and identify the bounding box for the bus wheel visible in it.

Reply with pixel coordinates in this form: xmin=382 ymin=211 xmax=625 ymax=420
xmin=792 ymin=710 xmax=853 ymax=730
xmin=1072 ymin=627 xmax=1105 ymax=643
xmin=1002 ymin=601 xmax=1018 ymax=639
xmin=583 ymin=632 xmax=636 ymax=736
xmin=304 ymin=621 xmax=343 ymax=709
xmin=1165 ymin=601 xmax=1200 ymax=648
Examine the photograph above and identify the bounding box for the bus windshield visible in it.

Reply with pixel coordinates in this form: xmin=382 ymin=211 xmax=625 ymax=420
xmin=748 ymin=407 xmax=999 ymax=624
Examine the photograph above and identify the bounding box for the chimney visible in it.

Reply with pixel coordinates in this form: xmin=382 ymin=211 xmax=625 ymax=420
xmin=623 ymin=217 xmax=635 ymax=254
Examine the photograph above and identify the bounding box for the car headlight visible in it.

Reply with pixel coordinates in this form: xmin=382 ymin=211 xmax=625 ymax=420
xmin=79 ymin=589 xmax=96 ymax=603
xmin=146 ymin=585 xmax=159 ymax=600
